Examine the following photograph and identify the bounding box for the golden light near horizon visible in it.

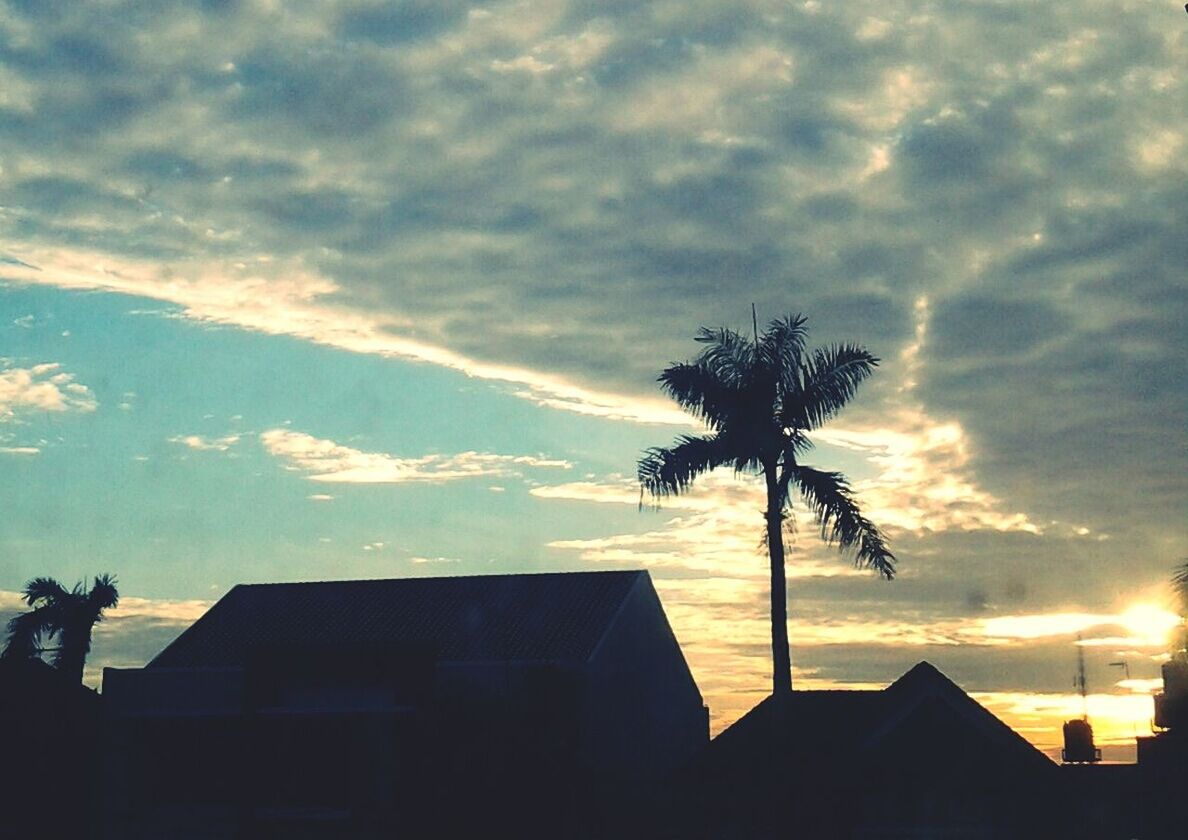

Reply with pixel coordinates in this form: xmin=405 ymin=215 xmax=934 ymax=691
xmin=979 ymin=690 xmax=1166 ymax=754
xmin=977 ymin=603 xmax=1182 ymax=649
xmin=1112 ymin=604 xmax=1184 ymax=647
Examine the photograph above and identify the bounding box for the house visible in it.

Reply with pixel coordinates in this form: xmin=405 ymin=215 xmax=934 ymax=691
xmin=668 ymin=662 xmax=1071 ymax=839
xmin=0 ymin=656 xmax=101 ymax=840
xmin=101 ymin=570 xmax=707 ymax=838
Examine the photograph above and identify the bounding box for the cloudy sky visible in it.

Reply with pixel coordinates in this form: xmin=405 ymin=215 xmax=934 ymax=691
xmin=1 ymin=0 xmax=1185 ymax=759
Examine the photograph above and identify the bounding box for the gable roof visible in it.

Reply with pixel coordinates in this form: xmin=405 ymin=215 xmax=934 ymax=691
xmin=873 ymin=661 xmax=1053 ymax=770
xmin=149 ymin=570 xmax=646 ymax=668
xmin=701 ymin=660 xmax=1054 ymax=776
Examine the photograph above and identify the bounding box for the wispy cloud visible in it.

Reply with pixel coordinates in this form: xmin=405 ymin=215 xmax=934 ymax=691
xmin=974 ymin=604 xmax=1181 ymax=649
xmin=0 ymin=1 xmax=1181 ymax=574
xmin=260 ymin=428 xmax=570 ymax=484
xmin=1 ymin=251 xmax=690 ymax=425
xmin=817 ymin=415 xmax=1042 ymax=535
xmin=0 ymin=362 xmax=97 ymax=420
xmin=168 ymin=433 xmax=241 ymax=452
xmin=533 ymin=438 xmax=1043 ymax=583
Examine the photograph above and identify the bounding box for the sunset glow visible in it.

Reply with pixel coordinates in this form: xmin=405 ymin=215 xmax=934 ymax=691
xmin=1 ymin=0 xmax=1184 ymax=777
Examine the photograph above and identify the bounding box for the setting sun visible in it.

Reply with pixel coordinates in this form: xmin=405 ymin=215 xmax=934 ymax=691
xmin=1116 ymin=604 xmax=1183 ymax=648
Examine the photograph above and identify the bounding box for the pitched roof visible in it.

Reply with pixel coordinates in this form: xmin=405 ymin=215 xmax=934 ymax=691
xmin=874 ymin=661 xmax=1053 ymax=770
xmin=701 ymin=661 xmax=1054 ymax=774
xmin=149 ymin=570 xmax=645 ymax=668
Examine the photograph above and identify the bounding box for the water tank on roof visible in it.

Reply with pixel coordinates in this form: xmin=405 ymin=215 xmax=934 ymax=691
xmin=1154 ymin=657 xmax=1188 ymax=729
xmin=1062 ymin=718 xmax=1101 ymax=763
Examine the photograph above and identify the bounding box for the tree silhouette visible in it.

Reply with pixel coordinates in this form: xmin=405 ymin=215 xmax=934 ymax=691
xmin=1173 ymin=561 xmax=1188 ymax=610
xmin=2 ymin=574 xmax=119 ymax=683
xmin=1172 ymin=560 xmax=1188 ymax=653
xmin=638 ymin=313 xmax=894 ymax=698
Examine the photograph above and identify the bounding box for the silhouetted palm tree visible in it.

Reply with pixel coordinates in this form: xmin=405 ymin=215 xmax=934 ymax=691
xmin=1172 ymin=560 xmax=1188 ymax=652
xmin=2 ymin=574 xmax=119 ymax=683
xmin=1173 ymin=561 xmax=1188 ymax=609
xmin=639 ymin=314 xmax=894 ymax=698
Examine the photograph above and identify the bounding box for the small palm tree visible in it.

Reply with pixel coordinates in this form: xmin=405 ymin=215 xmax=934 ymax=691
xmin=2 ymin=574 xmax=119 ymax=683
xmin=639 ymin=313 xmax=894 ymax=698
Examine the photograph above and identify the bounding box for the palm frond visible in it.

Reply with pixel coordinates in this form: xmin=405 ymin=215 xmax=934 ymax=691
xmin=782 ymin=428 xmax=813 ymax=459
xmin=22 ymin=577 xmax=70 ymax=608
xmin=658 ymin=362 xmax=742 ymax=429
xmin=638 ymin=434 xmax=733 ymax=500
xmin=758 ymin=314 xmax=808 ymax=388
xmin=782 ymin=344 xmax=879 ymax=430
xmin=2 ymin=608 xmax=52 ymax=660
xmin=1173 ymin=561 xmax=1188 ymax=612
xmin=88 ymin=574 xmax=120 ymax=614
xmin=790 ymin=465 xmax=896 ymax=579
xmin=693 ymin=327 xmax=756 ymax=388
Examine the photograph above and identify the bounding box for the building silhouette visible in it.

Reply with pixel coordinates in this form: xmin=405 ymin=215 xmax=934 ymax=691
xmin=102 ymin=570 xmax=707 ymax=838
xmin=89 ymin=569 xmax=1181 ymax=838
xmin=1135 ymin=655 xmax=1188 ymax=839
xmin=671 ymin=662 xmax=1071 ymax=839
xmin=0 ymin=657 xmax=101 ymax=840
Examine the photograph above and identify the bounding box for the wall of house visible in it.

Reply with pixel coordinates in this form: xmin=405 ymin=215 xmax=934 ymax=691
xmin=854 ymin=697 xmax=1062 ymax=839
xmin=101 ymin=663 xmax=427 ymax=838
xmin=580 ymin=576 xmax=708 ymax=788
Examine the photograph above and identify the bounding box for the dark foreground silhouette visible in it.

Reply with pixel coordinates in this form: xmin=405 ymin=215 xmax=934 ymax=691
xmin=4 ymin=569 xmax=1185 ymax=838
xmin=100 ymin=571 xmax=706 ymax=839
xmin=2 ymin=574 xmax=119 ymax=683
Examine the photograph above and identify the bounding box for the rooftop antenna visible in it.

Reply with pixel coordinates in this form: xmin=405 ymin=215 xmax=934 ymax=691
xmin=1076 ymin=633 xmax=1089 ymax=720
xmin=1109 ymin=659 xmax=1139 ymax=741
xmin=1063 ymin=633 xmax=1101 ymax=762
xmin=1108 ymin=659 xmax=1131 ymax=682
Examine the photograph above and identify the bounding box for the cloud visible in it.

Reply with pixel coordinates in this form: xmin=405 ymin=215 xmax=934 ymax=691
xmin=260 ymin=428 xmax=570 ymax=484
xmin=0 ymin=249 xmax=690 ymax=425
xmin=0 ymin=5 xmax=1181 ymax=547
xmin=974 ymin=690 xmax=1161 ymax=755
xmin=646 ymin=569 xmax=1176 ymax=744
xmin=532 ymin=414 xmax=1046 ymax=583
xmin=168 ymin=433 xmax=241 ymax=452
xmin=0 ymin=362 xmax=98 ymax=420
xmin=974 ymin=604 xmax=1182 ymax=649
xmin=0 ymin=0 xmax=1184 ymax=754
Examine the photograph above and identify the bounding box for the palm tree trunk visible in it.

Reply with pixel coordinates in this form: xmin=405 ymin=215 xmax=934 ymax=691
xmin=55 ymin=625 xmax=93 ymax=684
xmin=765 ymin=465 xmax=792 ymax=698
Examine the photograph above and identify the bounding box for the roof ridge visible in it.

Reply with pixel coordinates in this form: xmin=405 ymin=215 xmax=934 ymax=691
xmin=230 ymin=569 xmax=646 ymax=589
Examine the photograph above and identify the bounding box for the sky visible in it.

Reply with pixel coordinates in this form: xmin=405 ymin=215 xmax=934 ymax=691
xmin=1 ymin=0 xmax=1185 ymax=761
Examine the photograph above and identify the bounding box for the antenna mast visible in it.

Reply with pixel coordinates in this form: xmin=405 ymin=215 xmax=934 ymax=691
xmin=1063 ymin=633 xmax=1101 ymax=762
xmin=1076 ymin=633 xmax=1089 ymax=720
